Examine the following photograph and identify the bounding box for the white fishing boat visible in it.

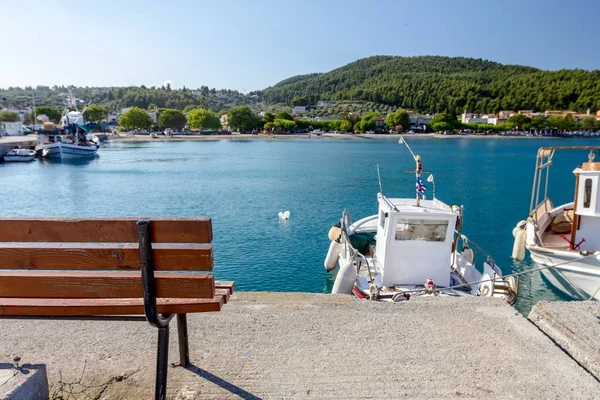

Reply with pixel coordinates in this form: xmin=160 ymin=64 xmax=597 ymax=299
xmin=512 ymin=146 xmax=600 ymax=300
xmin=3 ymin=148 xmax=36 ymax=162
xmin=41 ymin=97 xmax=99 ymax=159
xmin=325 ymin=138 xmax=518 ymax=303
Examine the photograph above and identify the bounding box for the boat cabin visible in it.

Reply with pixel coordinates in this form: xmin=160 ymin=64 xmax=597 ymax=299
xmin=374 ymin=194 xmax=458 ymax=287
xmin=571 ymin=161 xmax=600 ymax=250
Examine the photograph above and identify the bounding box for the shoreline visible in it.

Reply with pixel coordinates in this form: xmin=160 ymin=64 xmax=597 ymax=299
xmin=106 ymin=133 xmax=591 ymax=142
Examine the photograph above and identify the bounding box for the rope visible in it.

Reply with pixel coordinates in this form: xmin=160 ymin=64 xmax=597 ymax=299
xmin=589 ymin=285 xmax=600 ymax=301
xmin=397 ymin=252 xmax=599 ymax=295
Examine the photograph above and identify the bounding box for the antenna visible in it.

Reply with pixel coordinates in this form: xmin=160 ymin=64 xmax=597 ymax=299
xmin=398 ymin=137 xmax=425 ymax=206
xmin=376 ymin=164 xmax=383 ymax=194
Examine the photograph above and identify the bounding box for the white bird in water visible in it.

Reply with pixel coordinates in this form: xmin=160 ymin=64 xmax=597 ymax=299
xmin=278 ymin=211 xmax=290 ymax=220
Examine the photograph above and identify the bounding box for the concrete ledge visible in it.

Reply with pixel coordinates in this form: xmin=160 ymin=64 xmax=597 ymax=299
xmin=529 ymin=300 xmax=600 ymax=380
xmin=0 ymin=364 xmax=48 ymax=400
xmin=0 ymin=293 xmax=599 ymax=399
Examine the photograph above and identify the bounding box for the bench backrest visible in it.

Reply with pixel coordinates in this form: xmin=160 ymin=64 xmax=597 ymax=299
xmin=0 ymin=217 xmax=215 ymax=303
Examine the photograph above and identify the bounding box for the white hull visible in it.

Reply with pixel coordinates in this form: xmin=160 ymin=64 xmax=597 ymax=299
xmin=529 ymin=247 xmax=600 ymax=300
xmin=43 ymin=142 xmax=98 ymax=159
xmin=3 ymin=155 xmax=35 ymax=162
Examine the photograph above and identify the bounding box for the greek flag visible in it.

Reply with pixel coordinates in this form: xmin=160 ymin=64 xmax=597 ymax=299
xmin=416 ymin=176 xmax=426 ymax=198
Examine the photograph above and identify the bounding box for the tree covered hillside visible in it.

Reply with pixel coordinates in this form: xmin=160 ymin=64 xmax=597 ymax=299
xmin=260 ymin=56 xmax=600 ymax=114
xmin=0 ymin=85 xmax=259 ymax=115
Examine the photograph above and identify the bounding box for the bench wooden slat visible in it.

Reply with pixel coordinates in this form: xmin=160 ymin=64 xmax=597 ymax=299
xmin=0 ymin=243 xmax=213 ymax=271
xmin=0 ymin=272 xmax=215 ymax=299
xmin=0 ymin=295 xmax=226 ymax=316
xmin=0 ymin=218 xmax=212 ymax=243
xmin=215 ymin=281 xmax=235 ymax=296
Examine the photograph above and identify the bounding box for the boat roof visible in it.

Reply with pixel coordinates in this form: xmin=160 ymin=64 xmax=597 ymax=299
xmin=381 ymin=197 xmax=454 ymax=216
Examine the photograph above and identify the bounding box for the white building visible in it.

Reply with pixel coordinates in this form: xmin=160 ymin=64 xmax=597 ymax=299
xmin=107 ymin=112 xmax=119 ymax=123
xmin=220 ymin=114 xmax=228 ymax=128
xmin=315 ymin=116 xmax=339 ymax=121
xmin=317 ymin=100 xmax=335 ymax=107
xmin=410 ymin=115 xmax=433 ymax=126
xmin=0 ymin=121 xmax=23 ymax=136
xmin=461 ymin=112 xmax=490 ymax=124
xmin=7 ymin=107 xmax=32 ymax=122
xmin=292 ymin=106 xmax=307 ymax=115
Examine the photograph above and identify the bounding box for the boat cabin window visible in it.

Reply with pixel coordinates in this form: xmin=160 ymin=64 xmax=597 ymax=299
xmin=379 ymin=211 xmax=387 ymax=229
xmin=584 ymin=179 xmax=592 ymax=208
xmin=395 ymin=219 xmax=448 ymax=242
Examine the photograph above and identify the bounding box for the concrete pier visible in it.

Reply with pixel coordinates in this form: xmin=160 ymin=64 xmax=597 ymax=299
xmin=0 ymin=364 xmax=49 ymax=400
xmin=0 ymin=293 xmax=598 ymax=399
xmin=529 ymin=300 xmax=600 ymax=381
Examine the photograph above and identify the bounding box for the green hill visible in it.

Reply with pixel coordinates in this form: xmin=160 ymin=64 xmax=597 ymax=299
xmin=260 ymin=56 xmax=600 ymax=114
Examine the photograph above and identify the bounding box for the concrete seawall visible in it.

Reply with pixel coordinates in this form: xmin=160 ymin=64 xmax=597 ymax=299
xmin=0 ymin=293 xmax=598 ymax=399
xmin=0 ymin=136 xmax=38 ymax=157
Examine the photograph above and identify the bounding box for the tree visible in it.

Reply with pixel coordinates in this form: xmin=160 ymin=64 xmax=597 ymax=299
xmin=158 ymin=109 xmax=187 ymax=129
xmin=429 ymin=112 xmax=460 ymax=132
xmin=275 ymin=111 xmax=294 ymax=121
xmin=339 ymin=120 xmax=353 ymax=132
xmin=506 ymin=113 xmax=531 ymax=129
xmin=387 ymin=109 xmax=410 ymax=131
xmin=187 ymin=108 xmax=220 ymax=130
xmin=0 ymin=111 xmax=19 ymax=122
xmin=83 ymin=104 xmax=107 ymax=124
xmin=227 ymin=106 xmax=259 ymax=131
xmin=530 ymin=115 xmax=547 ymax=130
xmin=273 ymin=118 xmax=296 ymax=131
xmin=263 ymin=112 xmax=275 ymax=123
xmin=31 ymin=106 xmax=61 ymax=123
xmin=581 ymin=117 xmax=596 ymax=130
xmin=148 ymin=103 xmax=157 ymax=111
xmin=547 ymin=115 xmax=564 ymax=130
xmin=264 ymin=122 xmax=275 ymax=131
xmin=118 ymin=107 xmax=153 ymax=130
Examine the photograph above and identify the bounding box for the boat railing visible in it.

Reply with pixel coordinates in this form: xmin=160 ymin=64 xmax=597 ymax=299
xmin=529 ymin=146 xmax=600 ymax=215
xmin=454 ymin=231 xmax=497 ymax=270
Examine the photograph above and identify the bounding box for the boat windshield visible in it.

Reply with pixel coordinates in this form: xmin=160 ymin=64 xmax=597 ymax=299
xmin=395 ymin=219 xmax=448 ymax=242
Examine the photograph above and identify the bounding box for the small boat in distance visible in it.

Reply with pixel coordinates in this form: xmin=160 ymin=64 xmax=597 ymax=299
xmin=325 ymin=138 xmax=518 ymax=303
xmin=512 ymin=146 xmax=600 ymax=300
xmin=3 ymin=148 xmax=36 ymax=162
xmin=40 ymin=95 xmax=99 ymax=159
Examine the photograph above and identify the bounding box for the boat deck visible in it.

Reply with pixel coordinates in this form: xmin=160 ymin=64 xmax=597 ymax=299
xmin=540 ymin=208 xmax=573 ymax=250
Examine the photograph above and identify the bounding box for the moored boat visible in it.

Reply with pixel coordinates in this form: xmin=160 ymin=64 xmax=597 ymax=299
xmin=3 ymin=148 xmax=36 ymax=162
xmin=41 ymin=96 xmax=99 ymax=159
xmin=512 ymin=146 xmax=600 ymax=300
xmin=325 ymin=138 xmax=518 ymax=303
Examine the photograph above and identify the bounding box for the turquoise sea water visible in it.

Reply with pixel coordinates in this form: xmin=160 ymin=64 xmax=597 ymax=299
xmin=0 ymin=137 xmax=596 ymax=313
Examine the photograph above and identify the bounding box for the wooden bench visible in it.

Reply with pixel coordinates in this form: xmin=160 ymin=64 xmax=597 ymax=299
xmin=0 ymin=217 xmax=234 ymax=400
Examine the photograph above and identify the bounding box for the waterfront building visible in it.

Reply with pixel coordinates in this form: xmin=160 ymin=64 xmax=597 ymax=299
xmin=292 ymin=106 xmax=307 ymax=115
xmin=315 ymin=116 xmax=339 ymax=121
xmin=498 ymin=110 xmax=516 ymax=119
xmin=0 ymin=121 xmax=24 ymax=136
xmin=317 ymin=100 xmax=335 ymax=107
xmin=107 ymin=112 xmax=119 ymax=123
xmin=220 ymin=114 xmax=228 ymax=128
xmin=461 ymin=112 xmax=490 ymax=124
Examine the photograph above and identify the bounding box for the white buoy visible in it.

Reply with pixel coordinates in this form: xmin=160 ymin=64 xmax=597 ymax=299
xmin=512 ymin=229 xmax=527 ymax=261
xmin=332 ymin=259 xmax=357 ymax=294
xmin=462 ymin=246 xmax=474 ymax=264
xmin=324 ymin=241 xmax=341 ymax=272
xmin=278 ymin=211 xmax=290 ymax=220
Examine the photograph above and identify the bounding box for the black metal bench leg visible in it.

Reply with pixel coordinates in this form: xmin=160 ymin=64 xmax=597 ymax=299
xmin=156 ymin=325 xmax=169 ymax=400
xmin=177 ymin=314 xmax=190 ymax=367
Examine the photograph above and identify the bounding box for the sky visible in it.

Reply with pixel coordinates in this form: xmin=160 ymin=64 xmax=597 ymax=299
xmin=0 ymin=0 xmax=598 ymax=91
